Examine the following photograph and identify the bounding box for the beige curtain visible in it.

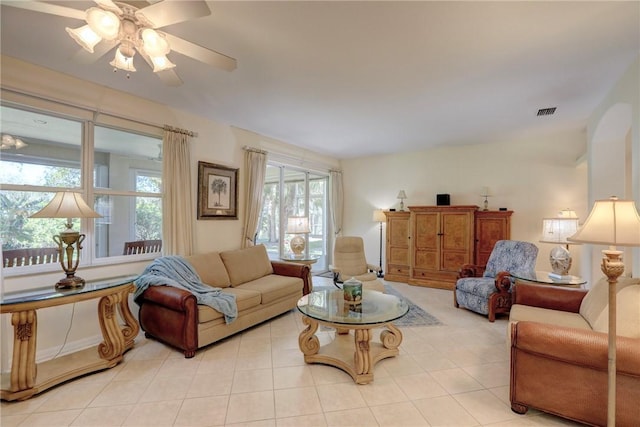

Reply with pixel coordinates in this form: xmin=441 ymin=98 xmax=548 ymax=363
xmin=242 ymin=147 xmax=267 ymax=248
xmin=162 ymin=126 xmax=194 ymax=256
xmin=330 ymin=169 xmax=344 ymax=237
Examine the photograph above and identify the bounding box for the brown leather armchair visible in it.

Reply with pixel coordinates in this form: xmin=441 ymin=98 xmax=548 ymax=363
xmin=509 ymin=281 xmax=640 ymax=426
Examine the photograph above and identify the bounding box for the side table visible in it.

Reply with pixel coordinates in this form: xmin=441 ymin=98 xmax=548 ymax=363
xmin=511 ymin=271 xmax=587 ymax=288
xmin=0 ymin=275 xmax=139 ymax=401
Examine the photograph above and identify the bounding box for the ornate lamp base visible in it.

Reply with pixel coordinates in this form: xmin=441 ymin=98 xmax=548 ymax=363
xmin=55 ymin=275 xmax=86 ymax=290
xmin=549 ymin=245 xmax=572 ymax=276
xmin=289 ymin=235 xmax=306 ymax=258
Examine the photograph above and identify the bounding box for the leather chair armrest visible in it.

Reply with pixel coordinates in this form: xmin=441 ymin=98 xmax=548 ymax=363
xmin=511 ymin=321 xmax=640 ymax=375
xmin=140 ymin=285 xmax=196 ymax=312
xmin=458 ymin=264 xmax=484 ymax=278
xmin=367 ymin=263 xmax=381 ymax=272
xmin=513 ymin=283 xmax=587 ymax=313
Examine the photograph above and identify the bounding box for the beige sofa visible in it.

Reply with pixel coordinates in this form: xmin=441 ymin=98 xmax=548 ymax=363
xmin=137 ymin=244 xmax=311 ymax=357
xmin=508 ymin=277 xmax=640 ymax=425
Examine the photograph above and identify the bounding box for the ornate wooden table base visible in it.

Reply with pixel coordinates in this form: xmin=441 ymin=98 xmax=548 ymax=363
xmin=298 ymin=316 xmax=403 ymax=384
xmin=1 ymin=278 xmax=139 ymax=401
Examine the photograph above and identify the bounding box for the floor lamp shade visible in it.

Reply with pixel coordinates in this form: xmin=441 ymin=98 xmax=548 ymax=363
xmin=286 ymin=216 xmax=310 ymax=258
xmin=29 ymin=191 xmax=102 ymax=289
xmin=567 ymin=196 xmax=640 ymax=426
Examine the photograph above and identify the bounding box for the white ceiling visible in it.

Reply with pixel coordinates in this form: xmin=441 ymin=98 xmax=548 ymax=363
xmin=1 ymin=1 xmax=639 ymax=159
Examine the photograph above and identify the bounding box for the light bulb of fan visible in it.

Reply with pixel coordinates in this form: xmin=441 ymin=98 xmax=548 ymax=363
xmin=14 ymin=138 xmax=27 ymax=149
xmin=141 ymin=29 xmax=170 ymax=57
xmin=110 ymin=47 xmax=137 ymax=72
xmin=150 ymin=55 xmax=176 ymax=72
xmin=66 ymin=25 xmax=102 ymax=53
xmin=2 ymin=134 xmax=15 ymax=146
xmin=86 ymin=7 xmax=120 ymax=40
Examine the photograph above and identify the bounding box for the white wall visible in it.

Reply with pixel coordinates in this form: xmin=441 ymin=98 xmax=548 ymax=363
xmin=340 ymin=130 xmax=588 ymax=276
xmin=586 ymin=55 xmax=640 ymax=280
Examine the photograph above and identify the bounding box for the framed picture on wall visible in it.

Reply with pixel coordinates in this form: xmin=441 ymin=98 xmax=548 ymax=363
xmin=197 ymin=161 xmax=238 ymax=220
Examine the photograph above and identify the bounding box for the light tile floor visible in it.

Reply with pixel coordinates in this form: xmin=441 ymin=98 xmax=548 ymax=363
xmin=1 ymin=277 xmax=585 ymax=427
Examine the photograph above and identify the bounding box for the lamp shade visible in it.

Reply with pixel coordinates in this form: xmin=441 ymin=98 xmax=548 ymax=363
xmin=568 ymin=197 xmax=640 ymax=246
xmin=397 ymin=190 xmax=407 ymax=199
xmin=540 ymin=218 xmax=580 ymax=244
xmin=286 ymin=217 xmax=310 ymax=234
xmin=373 ymin=209 xmax=386 ymax=222
xmin=30 ymin=191 xmax=102 ymax=220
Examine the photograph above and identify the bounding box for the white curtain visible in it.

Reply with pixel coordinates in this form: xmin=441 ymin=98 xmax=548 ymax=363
xmin=330 ymin=169 xmax=344 ymax=237
xmin=242 ymin=148 xmax=267 ymax=248
xmin=162 ymin=126 xmax=194 ymax=256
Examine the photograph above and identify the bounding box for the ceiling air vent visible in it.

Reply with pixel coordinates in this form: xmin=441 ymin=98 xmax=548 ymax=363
xmin=537 ymin=107 xmax=557 ymax=116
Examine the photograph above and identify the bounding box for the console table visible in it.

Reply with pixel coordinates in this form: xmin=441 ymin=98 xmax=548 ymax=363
xmin=0 ymin=276 xmax=139 ymax=401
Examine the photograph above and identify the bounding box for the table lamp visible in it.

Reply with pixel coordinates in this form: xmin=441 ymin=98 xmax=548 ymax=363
xmin=373 ymin=209 xmax=386 ymax=277
xmin=481 ymin=187 xmax=492 ymax=211
xmin=286 ymin=216 xmax=310 ymax=258
xmin=540 ymin=209 xmax=580 ymax=278
xmin=568 ymin=196 xmax=640 ymax=426
xmin=29 ymin=191 xmax=102 ymax=289
xmin=397 ymin=190 xmax=407 ymax=211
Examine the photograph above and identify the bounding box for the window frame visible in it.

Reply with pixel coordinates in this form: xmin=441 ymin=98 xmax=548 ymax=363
xmin=1 ymin=100 xmax=164 ymax=277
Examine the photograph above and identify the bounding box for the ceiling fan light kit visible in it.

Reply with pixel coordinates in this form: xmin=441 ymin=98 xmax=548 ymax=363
xmin=7 ymin=0 xmax=237 ymax=85
xmin=66 ymin=1 xmax=184 ymax=75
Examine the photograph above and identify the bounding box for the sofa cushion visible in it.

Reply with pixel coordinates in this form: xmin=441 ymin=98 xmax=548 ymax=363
xmin=238 ymin=274 xmax=303 ymax=305
xmin=580 ymin=276 xmax=640 ymax=337
xmin=220 ymin=244 xmax=274 ymax=287
xmin=198 ymin=287 xmax=262 ymax=323
xmin=185 ymin=252 xmax=231 ymax=288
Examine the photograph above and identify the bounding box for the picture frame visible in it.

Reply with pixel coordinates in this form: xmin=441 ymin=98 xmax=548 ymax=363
xmin=197 ymin=161 xmax=238 ymax=220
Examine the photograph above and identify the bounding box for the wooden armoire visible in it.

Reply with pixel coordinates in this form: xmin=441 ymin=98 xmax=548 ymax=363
xmin=384 ymin=206 xmax=512 ymax=290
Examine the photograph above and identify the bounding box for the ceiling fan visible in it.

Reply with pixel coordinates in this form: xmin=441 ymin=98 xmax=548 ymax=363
xmin=4 ymin=0 xmax=237 ymax=86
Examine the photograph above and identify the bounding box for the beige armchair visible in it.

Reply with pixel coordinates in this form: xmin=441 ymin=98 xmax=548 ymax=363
xmin=329 ymin=236 xmax=381 ymax=287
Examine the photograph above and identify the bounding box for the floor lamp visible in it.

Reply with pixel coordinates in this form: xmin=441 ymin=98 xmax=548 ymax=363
xmin=568 ymin=196 xmax=640 ymax=426
xmin=373 ymin=209 xmax=386 ymax=277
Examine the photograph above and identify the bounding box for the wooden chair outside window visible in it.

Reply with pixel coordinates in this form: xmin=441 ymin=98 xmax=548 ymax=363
xmin=3 ymin=247 xmax=60 ymax=267
xmin=122 ymin=240 xmax=162 ymax=255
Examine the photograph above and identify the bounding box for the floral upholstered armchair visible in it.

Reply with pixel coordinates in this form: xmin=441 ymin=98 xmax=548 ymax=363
xmin=454 ymin=240 xmax=538 ymax=322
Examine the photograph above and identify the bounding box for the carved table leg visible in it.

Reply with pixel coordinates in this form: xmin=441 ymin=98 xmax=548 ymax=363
xmin=298 ymin=316 xmax=320 ymax=356
xmin=380 ymin=323 xmax=403 ymax=350
xmin=116 ymin=286 xmax=139 ymax=351
xmin=353 ymin=328 xmax=372 ymax=375
xmin=10 ymin=310 xmax=37 ymax=393
xmin=98 ymin=293 xmax=126 ymax=362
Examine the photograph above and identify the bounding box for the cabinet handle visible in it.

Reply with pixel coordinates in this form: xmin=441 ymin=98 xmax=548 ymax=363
xmin=437 ymin=233 xmax=444 ymax=236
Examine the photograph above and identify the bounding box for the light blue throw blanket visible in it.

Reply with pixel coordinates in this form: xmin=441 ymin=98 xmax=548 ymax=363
xmin=134 ymin=256 xmax=237 ymax=324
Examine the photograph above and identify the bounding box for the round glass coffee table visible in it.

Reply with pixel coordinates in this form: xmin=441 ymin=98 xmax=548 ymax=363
xmin=297 ymin=289 xmax=409 ymax=384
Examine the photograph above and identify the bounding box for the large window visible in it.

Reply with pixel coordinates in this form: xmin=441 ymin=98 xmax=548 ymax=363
xmin=256 ymin=164 xmax=329 ymax=272
xmin=1 ymin=103 xmax=162 ymax=272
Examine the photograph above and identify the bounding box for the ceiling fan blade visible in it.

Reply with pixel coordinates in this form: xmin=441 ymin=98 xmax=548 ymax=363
xmin=2 ymin=1 xmax=85 ymax=20
xmin=165 ymin=34 xmax=237 ymax=72
xmin=156 ymin=69 xmax=183 ymax=87
xmin=136 ymin=0 xmax=210 ymax=29
xmin=72 ymin=40 xmax=119 ymax=64
xmin=139 ymin=51 xmax=183 ymax=86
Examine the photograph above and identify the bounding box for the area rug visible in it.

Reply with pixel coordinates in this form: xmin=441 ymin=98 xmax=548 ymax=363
xmin=311 ymin=282 xmax=443 ymax=327
xmin=383 ymin=284 xmax=443 ymax=327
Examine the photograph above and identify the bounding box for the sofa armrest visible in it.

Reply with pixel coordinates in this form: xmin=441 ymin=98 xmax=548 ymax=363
xmin=511 ymin=321 xmax=640 ymax=375
xmin=513 ymin=282 xmax=587 ymax=313
xmin=139 ymin=285 xmax=196 ymax=311
xmin=458 ymin=264 xmax=484 ymax=278
xmin=271 ymin=261 xmax=312 ymax=295
xmin=138 ymin=285 xmax=199 ymax=358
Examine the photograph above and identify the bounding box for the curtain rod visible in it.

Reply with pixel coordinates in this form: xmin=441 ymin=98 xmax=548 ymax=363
xmin=242 ymin=145 xmax=268 ymax=154
xmin=164 ymin=125 xmax=198 ymax=138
